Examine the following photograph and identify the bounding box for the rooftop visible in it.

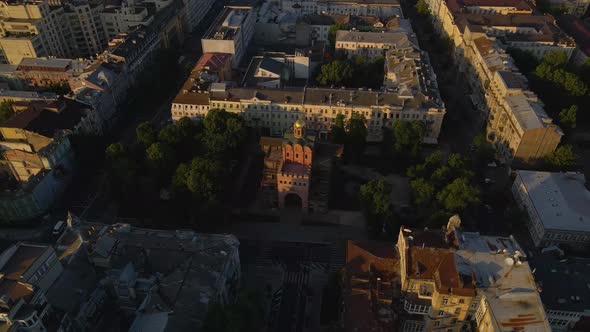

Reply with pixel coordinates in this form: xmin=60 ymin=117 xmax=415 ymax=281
xmin=1 ymin=98 xmax=90 ymax=138
xmin=0 ymin=243 xmax=48 ymax=280
xmin=456 ymin=250 xmax=550 ymax=330
xmin=317 ymin=0 xmax=400 ymax=4
xmin=80 ymin=223 xmax=240 ymax=330
xmin=203 ymin=6 xmax=252 ymax=40
xmin=530 ymin=252 xmax=590 ymax=313
xmin=497 ymin=70 xmax=528 ymax=90
xmin=336 ymin=30 xmax=414 ymax=45
xmin=515 ymin=170 xmax=590 ymax=233
xmin=17 ymin=58 xmax=71 ymax=71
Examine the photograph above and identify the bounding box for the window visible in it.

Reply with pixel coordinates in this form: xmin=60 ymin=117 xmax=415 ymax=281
xmin=438 ymin=310 xmax=445 ymax=317
xmin=442 ymin=298 xmax=449 ymax=305
xmin=455 ymin=308 xmax=461 ymax=315
xmin=434 ymin=321 xmax=440 ymax=327
xmin=459 ymin=299 xmax=464 ymax=304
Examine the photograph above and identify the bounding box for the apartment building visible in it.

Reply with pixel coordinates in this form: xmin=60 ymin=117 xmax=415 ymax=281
xmin=172 ymin=83 xmax=445 ymax=142
xmin=396 ymin=217 xmax=551 ymax=332
xmin=63 ymin=0 xmax=107 ymax=58
xmin=420 ymin=0 xmax=566 ymax=165
xmin=280 ymin=0 xmax=402 ymax=18
xmin=529 ymin=251 xmax=590 ymax=331
xmin=185 ymin=0 xmax=214 ymax=31
xmin=485 ymin=70 xmax=562 ymax=164
xmin=335 ymin=30 xmax=416 ymax=61
xmin=548 ymin=0 xmax=590 ymax=17
xmin=0 ymin=0 xmax=72 ymax=64
xmin=80 ymin=222 xmax=241 ymax=330
xmin=0 ymin=98 xmax=95 ymax=221
xmin=15 ymin=57 xmax=93 ymax=88
xmin=512 ymin=170 xmax=590 ymax=250
xmin=101 ymin=3 xmax=153 ymax=40
xmin=242 ymin=51 xmax=312 ymax=88
xmin=0 ymin=243 xmax=64 ymax=331
xmin=201 ymin=5 xmax=255 ymax=68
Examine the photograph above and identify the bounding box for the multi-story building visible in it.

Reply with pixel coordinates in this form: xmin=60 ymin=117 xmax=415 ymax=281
xmin=280 ymin=0 xmax=403 ymax=18
xmin=80 ymin=222 xmax=241 ymax=330
xmin=0 ymin=0 xmax=72 ymax=64
xmin=101 ymin=2 xmax=153 ymax=41
xmin=335 ymin=30 xmax=416 ymax=61
xmin=485 ymin=70 xmax=562 ymax=164
xmin=530 ymin=251 xmax=590 ymax=331
xmin=63 ymin=0 xmax=107 ymax=58
xmin=185 ymin=0 xmax=214 ymax=31
xmin=547 ymin=0 xmax=590 ymax=17
xmin=396 ymin=216 xmax=551 ymax=332
xmin=201 ymin=5 xmax=255 ymax=68
xmin=421 ymin=0 xmax=566 ymax=165
xmin=0 ymin=98 xmax=95 ymax=222
xmin=0 ymin=243 xmax=64 ymax=331
xmin=15 ymin=57 xmax=93 ymax=88
xmin=455 ymin=13 xmax=576 ymax=59
xmin=558 ymin=14 xmax=590 ymax=66
xmin=242 ymin=51 xmax=312 ymax=88
xmin=512 ymin=170 xmax=590 ymax=250
xmin=172 ymin=83 xmax=445 ymax=142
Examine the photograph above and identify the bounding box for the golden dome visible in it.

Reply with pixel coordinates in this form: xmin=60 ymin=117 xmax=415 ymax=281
xmin=293 ymin=119 xmax=306 ymax=129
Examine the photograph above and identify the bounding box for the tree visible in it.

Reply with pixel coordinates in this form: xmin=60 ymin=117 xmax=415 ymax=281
xmin=328 ymin=23 xmax=349 ymax=48
xmin=415 ymin=0 xmax=430 ymax=15
xmin=202 ymin=109 xmax=246 ymax=157
xmin=202 ymin=290 xmax=265 ymax=332
xmin=359 ymin=177 xmax=393 ymax=233
xmin=0 ymin=100 xmax=15 ymax=125
xmin=392 ymin=120 xmax=426 ymax=159
xmin=186 ymin=157 xmax=224 ymax=205
xmin=105 ymin=143 xmax=126 ymax=161
xmin=506 ymin=48 xmax=539 ymax=75
xmin=159 ymin=124 xmax=183 ymax=147
xmin=316 ymin=60 xmax=353 ymax=86
xmin=471 ymin=134 xmax=495 ymax=170
xmin=331 ymin=113 xmax=346 ymax=144
xmin=146 ymin=142 xmax=175 ymax=172
xmin=546 ymin=145 xmax=577 ymax=170
xmin=436 ymin=177 xmax=480 ymax=212
xmin=542 ymin=51 xmax=568 ymax=68
xmin=558 ymin=105 xmax=577 ymax=129
xmin=136 ymin=121 xmax=156 ymax=147
xmin=344 ymin=112 xmax=367 ymax=161
xmin=177 ymin=116 xmax=199 ymax=138
xmin=409 ymin=178 xmax=435 ymax=205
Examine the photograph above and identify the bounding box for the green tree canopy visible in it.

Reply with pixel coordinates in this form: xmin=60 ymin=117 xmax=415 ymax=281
xmin=506 ymin=48 xmax=539 ymax=75
xmin=202 ymin=109 xmax=246 ymax=157
xmin=316 ymin=60 xmax=353 ymax=87
xmin=344 ymin=112 xmax=367 ymax=161
xmin=0 ymin=100 xmax=15 ymax=125
xmin=136 ymin=121 xmax=157 ymax=147
xmin=185 ymin=157 xmax=224 ymax=205
xmin=392 ymin=120 xmax=426 ymax=158
xmin=436 ymin=177 xmax=480 ymax=212
xmin=558 ymin=105 xmax=577 ymax=129
xmin=202 ymin=290 xmax=265 ymax=332
xmin=105 ymin=143 xmax=126 ymax=161
xmin=359 ymin=177 xmax=393 ymax=234
xmin=331 ymin=113 xmax=346 ymax=144
xmin=546 ymin=145 xmax=577 ymax=170
xmin=159 ymin=124 xmax=183 ymax=147
xmin=146 ymin=142 xmax=175 ymax=172
xmin=409 ymin=178 xmax=435 ymax=205
xmin=415 ymin=0 xmax=430 ymax=15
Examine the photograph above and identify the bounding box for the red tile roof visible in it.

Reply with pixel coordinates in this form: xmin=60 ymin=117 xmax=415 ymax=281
xmin=194 ymin=53 xmax=232 ymax=73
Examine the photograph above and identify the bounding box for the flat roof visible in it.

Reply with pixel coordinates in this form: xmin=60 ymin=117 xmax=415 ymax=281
xmin=203 ymin=6 xmax=252 ymax=40
xmin=516 ymin=170 xmax=590 ymax=233
xmin=530 ymin=252 xmax=590 ymax=313
xmin=336 ymin=30 xmax=413 ymax=45
xmin=456 ymin=250 xmax=550 ymax=330
xmin=17 ymin=58 xmax=71 ymax=71
xmin=0 ymin=244 xmax=48 ymax=280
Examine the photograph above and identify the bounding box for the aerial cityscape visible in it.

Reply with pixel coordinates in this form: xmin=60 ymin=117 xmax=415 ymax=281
xmin=0 ymin=0 xmax=589 ymax=330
